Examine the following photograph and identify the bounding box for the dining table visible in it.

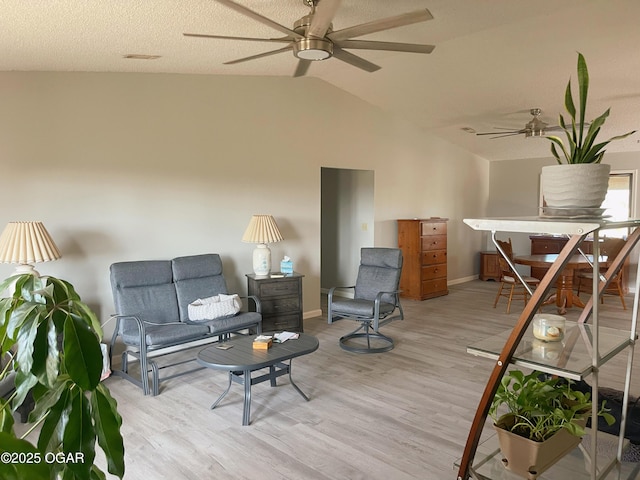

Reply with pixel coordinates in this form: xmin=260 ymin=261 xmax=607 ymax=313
xmin=513 ymin=253 xmax=609 ymax=314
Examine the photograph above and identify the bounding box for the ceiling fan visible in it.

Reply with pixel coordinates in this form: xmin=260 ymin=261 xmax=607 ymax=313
xmin=476 ymin=108 xmax=564 ymax=139
xmin=184 ymin=0 xmax=435 ymax=77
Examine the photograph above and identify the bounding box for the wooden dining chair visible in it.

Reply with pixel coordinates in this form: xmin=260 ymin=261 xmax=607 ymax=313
xmin=576 ymin=237 xmax=627 ymax=309
xmin=493 ymin=238 xmax=540 ymax=313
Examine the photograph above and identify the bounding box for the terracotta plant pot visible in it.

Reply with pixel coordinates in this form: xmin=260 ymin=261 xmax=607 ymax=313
xmin=494 ymin=423 xmax=584 ymax=479
xmin=541 ymin=163 xmax=610 ymax=209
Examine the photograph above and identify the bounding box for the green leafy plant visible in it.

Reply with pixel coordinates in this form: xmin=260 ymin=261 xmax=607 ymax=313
xmin=0 ymin=274 xmax=125 ymax=480
xmin=547 ymin=52 xmax=636 ymax=164
xmin=489 ymin=370 xmax=615 ymax=442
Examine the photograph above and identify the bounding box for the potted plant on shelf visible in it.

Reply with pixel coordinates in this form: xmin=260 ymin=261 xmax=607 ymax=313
xmin=541 ymin=52 xmax=636 ymax=214
xmin=489 ymin=369 xmax=614 ymax=479
xmin=0 ymin=273 xmax=125 ymax=480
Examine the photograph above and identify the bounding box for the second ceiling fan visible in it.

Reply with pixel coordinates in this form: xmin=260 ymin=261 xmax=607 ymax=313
xmin=184 ymin=0 xmax=436 ymax=77
xmin=476 ymin=108 xmax=565 ymax=139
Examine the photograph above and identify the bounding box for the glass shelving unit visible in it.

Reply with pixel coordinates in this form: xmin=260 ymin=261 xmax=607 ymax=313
xmin=456 ymin=216 xmax=640 ymax=480
xmin=467 ymin=320 xmax=633 ymax=381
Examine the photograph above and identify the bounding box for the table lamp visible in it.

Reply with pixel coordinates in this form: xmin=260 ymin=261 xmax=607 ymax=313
xmin=242 ymin=215 xmax=283 ymax=276
xmin=0 ymin=221 xmax=61 ymax=276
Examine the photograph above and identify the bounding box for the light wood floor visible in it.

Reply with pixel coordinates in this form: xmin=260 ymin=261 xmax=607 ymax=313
xmin=92 ymin=280 xmax=638 ymax=479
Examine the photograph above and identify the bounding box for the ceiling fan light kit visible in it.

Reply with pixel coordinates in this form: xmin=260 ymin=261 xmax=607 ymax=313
xmin=294 ymin=38 xmax=333 ymax=60
xmin=184 ymin=0 xmax=435 ymax=76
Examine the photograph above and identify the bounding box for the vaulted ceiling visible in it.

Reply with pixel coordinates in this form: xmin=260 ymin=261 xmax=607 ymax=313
xmin=3 ymin=0 xmax=640 ymax=161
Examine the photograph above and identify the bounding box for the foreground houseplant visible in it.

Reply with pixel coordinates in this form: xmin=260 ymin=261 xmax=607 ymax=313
xmin=0 ymin=274 xmax=124 ymax=480
xmin=541 ymin=53 xmax=636 ymax=210
xmin=489 ymin=370 xmax=614 ymax=478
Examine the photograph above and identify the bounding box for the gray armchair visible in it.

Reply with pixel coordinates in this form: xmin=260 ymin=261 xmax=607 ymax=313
xmin=328 ymin=248 xmax=404 ymax=353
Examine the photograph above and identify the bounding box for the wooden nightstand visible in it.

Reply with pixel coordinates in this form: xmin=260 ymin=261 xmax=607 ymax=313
xmin=246 ymin=273 xmax=304 ymax=332
xmin=479 ymin=251 xmax=501 ymax=281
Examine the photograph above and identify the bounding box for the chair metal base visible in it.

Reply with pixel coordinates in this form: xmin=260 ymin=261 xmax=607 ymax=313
xmin=339 ymin=328 xmax=394 ymax=354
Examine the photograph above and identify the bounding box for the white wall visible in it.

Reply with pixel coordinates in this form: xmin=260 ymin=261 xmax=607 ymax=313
xmin=0 ymin=71 xmax=489 ymax=336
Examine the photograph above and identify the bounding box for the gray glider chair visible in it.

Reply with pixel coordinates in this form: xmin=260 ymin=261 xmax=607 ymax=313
xmin=109 ymin=254 xmax=262 ymax=395
xmin=328 ymin=247 xmax=404 ymax=353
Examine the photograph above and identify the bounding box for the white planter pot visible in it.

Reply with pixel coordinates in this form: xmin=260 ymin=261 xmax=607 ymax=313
xmin=541 ymin=163 xmax=610 ymax=209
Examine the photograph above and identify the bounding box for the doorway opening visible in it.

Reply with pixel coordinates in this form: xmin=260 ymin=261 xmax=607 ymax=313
xmin=320 ymin=167 xmax=374 ymax=293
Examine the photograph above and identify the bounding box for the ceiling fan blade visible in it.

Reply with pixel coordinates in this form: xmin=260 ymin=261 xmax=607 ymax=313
xmin=293 ymin=60 xmax=312 ymax=77
xmin=476 ymin=130 xmax=523 ymax=136
xmin=336 ymin=39 xmax=434 ymax=54
xmin=223 ymin=45 xmax=293 ymax=65
xmin=214 ymin=0 xmax=303 ymax=39
xmin=476 ymin=132 xmax=525 ymax=139
xmin=183 ymin=33 xmax=293 ymax=43
xmin=332 ymin=47 xmax=381 ymax=73
xmin=307 ymin=0 xmax=342 ymax=38
xmin=328 ymin=9 xmax=433 ymax=42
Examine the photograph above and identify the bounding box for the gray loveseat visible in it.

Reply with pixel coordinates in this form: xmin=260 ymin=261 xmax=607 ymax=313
xmin=109 ymin=253 xmax=262 ymax=396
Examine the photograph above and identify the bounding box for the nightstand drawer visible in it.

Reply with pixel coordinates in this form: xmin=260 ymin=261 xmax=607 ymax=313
xmin=260 ymin=297 xmax=300 ymax=315
xmin=262 ymin=313 xmax=301 ymax=331
xmin=257 ymin=280 xmax=300 ymax=297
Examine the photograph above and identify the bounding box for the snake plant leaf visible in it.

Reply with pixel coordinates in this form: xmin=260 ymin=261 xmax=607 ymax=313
xmin=564 ymin=79 xmax=576 ymax=123
xmin=577 ymin=52 xmax=588 ymax=144
xmin=548 ymin=53 xmax=636 ymax=163
xmin=63 ymin=315 xmax=102 ymax=391
xmin=0 ymin=432 xmax=51 ymax=480
xmin=63 ymin=389 xmax=96 ymax=479
xmin=91 ymin=384 xmax=125 ymax=478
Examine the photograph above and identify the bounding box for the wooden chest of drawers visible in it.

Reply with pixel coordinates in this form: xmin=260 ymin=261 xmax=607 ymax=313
xmin=247 ymin=273 xmax=304 ymax=332
xmin=397 ymin=218 xmax=449 ymax=300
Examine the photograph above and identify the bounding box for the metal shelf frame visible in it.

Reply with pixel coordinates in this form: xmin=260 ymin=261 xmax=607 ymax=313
xmin=457 ymin=217 xmax=640 ymax=480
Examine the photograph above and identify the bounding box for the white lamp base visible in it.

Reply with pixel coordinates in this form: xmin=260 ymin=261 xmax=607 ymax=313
xmin=15 ymin=264 xmax=40 ymax=277
xmin=252 ymin=244 xmax=271 ymax=276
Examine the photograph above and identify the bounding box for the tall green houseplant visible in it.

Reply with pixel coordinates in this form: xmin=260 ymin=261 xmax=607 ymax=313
xmin=547 ymin=52 xmax=636 ymax=164
xmin=0 ymin=274 xmax=125 ymax=480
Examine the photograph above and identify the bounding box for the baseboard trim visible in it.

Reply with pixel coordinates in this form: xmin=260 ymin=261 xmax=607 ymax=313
xmin=304 ymin=309 xmax=323 ymax=320
xmin=448 ymin=275 xmax=479 ymax=285
xmin=320 ymin=287 xmax=354 ymax=299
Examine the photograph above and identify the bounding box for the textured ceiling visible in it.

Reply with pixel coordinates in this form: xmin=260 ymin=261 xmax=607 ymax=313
xmin=3 ymin=0 xmax=640 ymax=161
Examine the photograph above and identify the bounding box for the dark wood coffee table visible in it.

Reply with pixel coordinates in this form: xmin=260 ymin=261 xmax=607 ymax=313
xmin=197 ymin=333 xmax=319 ymax=425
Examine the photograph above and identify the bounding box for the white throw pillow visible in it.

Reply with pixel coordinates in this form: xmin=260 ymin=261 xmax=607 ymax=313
xmin=188 ymin=294 xmax=242 ymax=321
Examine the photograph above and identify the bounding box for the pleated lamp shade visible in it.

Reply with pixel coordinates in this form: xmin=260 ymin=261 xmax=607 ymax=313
xmin=242 ymin=215 xmax=283 ymax=276
xmin=0 ymin=221 xmax=61 ymax=275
